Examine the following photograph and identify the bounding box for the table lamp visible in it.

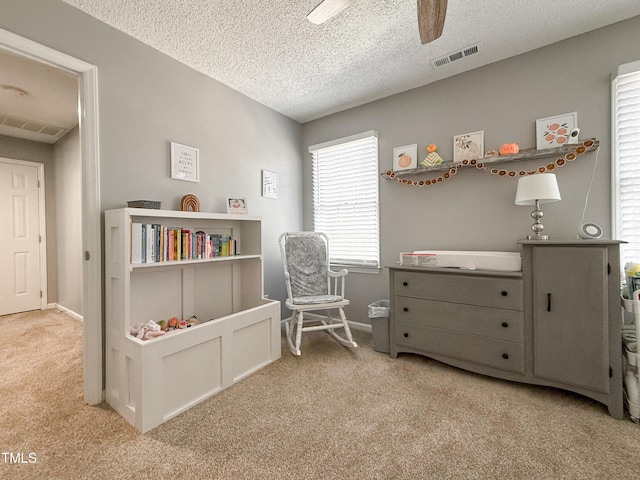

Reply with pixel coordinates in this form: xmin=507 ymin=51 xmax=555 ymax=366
xmin=515 ymin=173 xmax=561 ymax=240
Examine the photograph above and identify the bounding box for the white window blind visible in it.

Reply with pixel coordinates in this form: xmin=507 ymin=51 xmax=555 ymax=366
xmin=613 ymin=61 xmax=640 ymax=268
xmin=310 ymin=131 xmax=380 ymax=271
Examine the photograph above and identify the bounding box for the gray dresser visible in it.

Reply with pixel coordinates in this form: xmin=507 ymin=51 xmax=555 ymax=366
xmin=389 ymin=240 xmax=624 ymax=419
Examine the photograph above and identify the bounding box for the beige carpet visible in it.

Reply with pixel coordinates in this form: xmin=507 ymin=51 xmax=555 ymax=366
xmin=2 ymin=309 xmax=640 ymax=479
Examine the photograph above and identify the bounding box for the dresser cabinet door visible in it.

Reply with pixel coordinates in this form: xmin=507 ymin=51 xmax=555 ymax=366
xmin=532 ymin=246 xmax=609 ymax=392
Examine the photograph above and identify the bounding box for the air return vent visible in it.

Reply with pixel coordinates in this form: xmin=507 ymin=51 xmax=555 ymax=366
xmin=430 ymin=43 xmax=481 ymax=69
xmin=0 ymin=114 xmax=68 ymax=142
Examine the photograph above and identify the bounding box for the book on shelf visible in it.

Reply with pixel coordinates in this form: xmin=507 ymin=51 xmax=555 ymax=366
xmin=130 ymin=223 xmax=237 ymax=264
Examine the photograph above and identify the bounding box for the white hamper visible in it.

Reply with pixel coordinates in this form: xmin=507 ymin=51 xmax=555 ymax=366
xmin=368 ymin=300 xmax=390 ymax=354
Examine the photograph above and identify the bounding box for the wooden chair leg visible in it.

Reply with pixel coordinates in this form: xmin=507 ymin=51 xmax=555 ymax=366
xmin=294 ymin=311 xmax=304 ymax=355
xmin=338 ymin=307 xmax=357 ymax=347
xmin=285 ymin=313 xmax=302 ymax=356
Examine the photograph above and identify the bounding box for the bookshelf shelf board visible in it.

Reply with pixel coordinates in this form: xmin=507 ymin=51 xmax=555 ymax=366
xmin=129 ymin=254 xmax=262 ymax=270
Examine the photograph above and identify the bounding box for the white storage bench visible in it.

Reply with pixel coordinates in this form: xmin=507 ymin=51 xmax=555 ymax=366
xmin=105 ymin=208 xmax=281 ymax=432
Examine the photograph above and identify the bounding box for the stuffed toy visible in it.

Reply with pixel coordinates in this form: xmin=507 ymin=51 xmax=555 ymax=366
xmin=130 ymin=320 xmax=165 ymax=340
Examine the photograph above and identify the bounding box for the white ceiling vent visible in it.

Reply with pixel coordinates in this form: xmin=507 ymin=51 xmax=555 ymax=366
xmin=430 ymin=43 xmax=481 ymax=69
xmin=0 ymin=114 xmax=69 ymax=143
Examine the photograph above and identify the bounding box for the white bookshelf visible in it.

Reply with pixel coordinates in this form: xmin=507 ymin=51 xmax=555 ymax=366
xmin=104 ymin=208 xmax=281 ymax=432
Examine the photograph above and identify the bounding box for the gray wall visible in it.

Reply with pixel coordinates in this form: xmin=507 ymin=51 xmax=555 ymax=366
xmin=301 ymin=16 xmax=640 ymax=324
xmin=0 ymin=0 xmax=303 ymax=312
xmin=53 ymin=127 xmax=82 ymax=316
xmin=3 ymin=1 xmax=637 ymax=331
xmin=0 ymin=134 xmax=58 ymax=304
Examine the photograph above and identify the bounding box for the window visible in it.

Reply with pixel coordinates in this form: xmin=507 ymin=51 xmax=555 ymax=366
xmin=309 ymin=130 xmax=380 ymax=272
xmin=613 ymin=60 xmax=640 ymax=268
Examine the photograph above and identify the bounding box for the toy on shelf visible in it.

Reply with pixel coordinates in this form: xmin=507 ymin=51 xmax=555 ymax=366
xmin=420 ymin=143 xmax=444 ymax=167
xmin=499 ymin=143 xmax=520 ymax=155
xmin=484 ymin=149 xmax=499 ymax=157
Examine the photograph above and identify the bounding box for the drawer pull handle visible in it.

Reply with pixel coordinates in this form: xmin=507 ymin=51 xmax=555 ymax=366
xmin=403 ymin=307 xmax=409 ymax=312
xmin=547 ymin=293 xmax=551 ymax=312
xmin=502 ymin=353 xmax=509 ymax=360
xmin=403 ymin=281 xmax=408 ymax=287
xmin=501 ymin=322 xmax=509 ymax=328
xmin=501 ymin=290 xmax=508 ymax=296
xmin=403 ymin=332 xmax=409 ymax=338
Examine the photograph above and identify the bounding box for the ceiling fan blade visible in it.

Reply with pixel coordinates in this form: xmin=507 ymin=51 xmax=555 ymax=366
xmin=417 ymin=0 xmax=447 ymax=44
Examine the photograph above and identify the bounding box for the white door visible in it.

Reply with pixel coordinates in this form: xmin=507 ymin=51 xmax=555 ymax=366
xmin=0 ymin=159 xmax=43 ymax=316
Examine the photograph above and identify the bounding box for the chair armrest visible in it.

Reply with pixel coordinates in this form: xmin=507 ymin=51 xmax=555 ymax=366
xmin=328 ymin=269 xmax=348 ymax=277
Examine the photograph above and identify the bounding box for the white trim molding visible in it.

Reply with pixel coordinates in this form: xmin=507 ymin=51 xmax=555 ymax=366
xmin=0 ymin=28 xmax=103 ymax=405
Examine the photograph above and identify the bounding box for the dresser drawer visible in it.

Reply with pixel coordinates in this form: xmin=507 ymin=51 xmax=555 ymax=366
xmin=394 ymin=321 xmax=525 ymax=374
xmin=394 ymin=296 xmax=524 ymax=342
xmin=393 ymin=270 xmax=522 ymax=310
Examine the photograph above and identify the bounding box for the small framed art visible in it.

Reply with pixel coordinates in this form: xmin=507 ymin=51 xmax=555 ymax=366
xmin=393 ymin=144 xmax=418 ymax=171
xmin=453 ymin=131 xmax=484 ymax=163
xmin=262 ymin=170 xmax=279 ymax=199
xmin=227 ymin=197 xmax=248 ymax=215
xmin=170 ymin=142 xmax=199 ymax=182
xmin=536 ymin=112 xmax=578 ymax=149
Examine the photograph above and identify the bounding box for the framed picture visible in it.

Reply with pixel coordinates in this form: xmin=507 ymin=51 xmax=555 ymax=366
xmin=262 ymin=170 xmax=279 ymax=199
xmin=536 ymin=112 xmax=578 ymax=150
xmin=170 ymin=142 xmax=199 ymax=182
xmin=393 ymin=144 xmax=418 ymax=171
xmin=227 ymin=197 xmax=248 ymax=215
xmin=453 ymin=131 xmax=484 ymax=163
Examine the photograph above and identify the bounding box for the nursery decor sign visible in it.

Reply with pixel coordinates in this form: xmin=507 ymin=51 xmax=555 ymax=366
xmin=262 ymin=170 xmax=279 ymax=199
xmin=536 ymin=112 xmax=577 ymax=150
xmin=171 ymin=142 xmax=199 ymax=182
xmin=393 ymin=144 xmax=418 ymax=171
xmin=453 ymin=131 xmax=484 ymax=163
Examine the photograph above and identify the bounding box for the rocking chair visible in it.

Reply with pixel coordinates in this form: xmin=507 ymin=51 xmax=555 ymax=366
xmin=279 ymin=232 xmax=358 ymax=356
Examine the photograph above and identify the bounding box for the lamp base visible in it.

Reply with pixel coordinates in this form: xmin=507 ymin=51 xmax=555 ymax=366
xmin=526 ymin=234 xmax=549 ymax=240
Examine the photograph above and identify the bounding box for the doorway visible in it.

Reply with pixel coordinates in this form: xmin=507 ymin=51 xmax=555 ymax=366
xmin=0 ymin=28 xmax=102 ymax=405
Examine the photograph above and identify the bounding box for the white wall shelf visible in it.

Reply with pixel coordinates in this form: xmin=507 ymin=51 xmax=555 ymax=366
xmin=384 ymin=139 xmax=599 ymax=177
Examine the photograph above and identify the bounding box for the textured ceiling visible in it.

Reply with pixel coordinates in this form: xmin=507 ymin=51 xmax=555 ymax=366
xmin=34 ymin=1 xmax=640 ymax=123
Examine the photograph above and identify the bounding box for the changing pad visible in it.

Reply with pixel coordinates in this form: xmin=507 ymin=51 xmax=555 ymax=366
xmin=401 ymin=250 xmax=522 ymax=272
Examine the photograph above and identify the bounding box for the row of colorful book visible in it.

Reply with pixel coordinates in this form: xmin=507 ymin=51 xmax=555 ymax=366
xmin=131 ymin=223 xmax=236 ymax=264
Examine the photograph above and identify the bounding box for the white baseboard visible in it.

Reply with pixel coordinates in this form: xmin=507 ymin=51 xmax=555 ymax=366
xmin=347 ymin=321 xmax=372 ymax=333
xmin=49 ymin=304 xmax=83 ymax=322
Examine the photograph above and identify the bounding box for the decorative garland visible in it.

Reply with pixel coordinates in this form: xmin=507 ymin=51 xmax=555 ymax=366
xmin=382 ymin=139 xmax=596 ymax=187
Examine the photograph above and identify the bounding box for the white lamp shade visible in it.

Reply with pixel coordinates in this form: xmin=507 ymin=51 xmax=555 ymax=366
xmin=515 ymin=173 xmax=561 ymax=206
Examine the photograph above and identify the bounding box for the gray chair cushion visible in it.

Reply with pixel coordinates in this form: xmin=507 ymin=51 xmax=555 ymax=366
xmin=285 ymin=234 xmax=328 ymax=298
xmin=292 ymin=294 xmax=343 ymax=305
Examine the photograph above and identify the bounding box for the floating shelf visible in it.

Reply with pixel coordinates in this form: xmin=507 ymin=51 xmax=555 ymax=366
xmin=383 ymin=139 xmax=599 ymax=178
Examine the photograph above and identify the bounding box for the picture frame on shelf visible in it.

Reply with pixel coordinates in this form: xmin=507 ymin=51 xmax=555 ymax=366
xmin=262 ymin=170 xmax=279 ymax=199
xmin=227 ymin=197 xmax=248 ymax=215
xmin=393 ymin=144 xmax=418 ymax=171
xmin=453 ymin=131 xmax=484 ymax=163
xmin=536 ymin=112 xmax=577 ymax=150
xmin=170 ymin=142 xmax=199 ymax=182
